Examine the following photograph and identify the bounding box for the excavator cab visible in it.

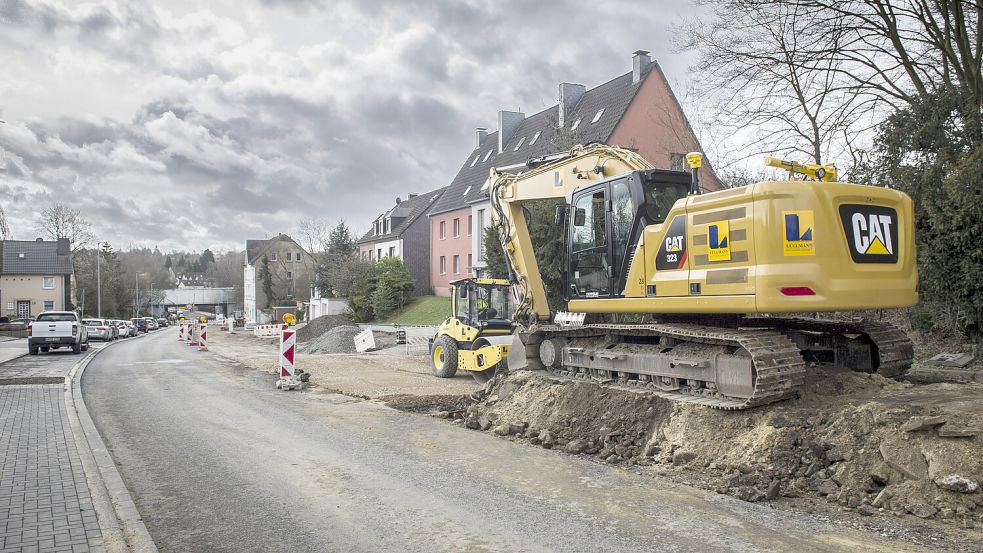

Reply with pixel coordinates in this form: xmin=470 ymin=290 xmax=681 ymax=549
xmin=430 ymin=278 xmax=515 ymax=384
xmin=567 ymin=169 xmax=691 ymax=299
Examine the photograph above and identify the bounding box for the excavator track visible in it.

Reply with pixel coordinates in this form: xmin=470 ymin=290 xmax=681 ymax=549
xmin=531 ymin=323 xmax=807 ymax=410
xmin=522 ymin=317 xmax=913 ymax=410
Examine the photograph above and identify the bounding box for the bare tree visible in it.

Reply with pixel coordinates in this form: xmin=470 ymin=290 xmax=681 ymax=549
xmin=681 ymin=0 xmax=982 ymax=174
xmin=36 ymin=203 xmax=92 ymax=252
xmin=0 ymin=204 xmax=10 ymax=240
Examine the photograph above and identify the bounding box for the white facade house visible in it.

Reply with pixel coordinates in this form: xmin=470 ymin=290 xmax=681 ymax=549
xmin=470 ymin=201 xmax=491 ymax=276
xmin=243 ymin=263 xmax=257 ymax=323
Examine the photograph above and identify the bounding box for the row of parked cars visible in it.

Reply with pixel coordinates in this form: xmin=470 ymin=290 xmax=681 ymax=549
xmin=81 ymin=316 xmax=170 ymax=341
xmin=27 ymin=311 xmax=170 ymax=355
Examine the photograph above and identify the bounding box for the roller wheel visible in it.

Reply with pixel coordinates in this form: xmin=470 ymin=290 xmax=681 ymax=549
xmin=431 ymin=335 xmax=458 ymax=378
xmin=41 ymin=346 xmax=49 ymax=352
xmin=471 ymin=361 xmax=506 ymax=385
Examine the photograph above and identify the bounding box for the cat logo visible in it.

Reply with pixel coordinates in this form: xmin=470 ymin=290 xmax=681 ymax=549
xmin=852 ymin=214 xmax=893 ymax=255
xmin=707 ymin=221 xmax=731 ymax=262
xmin=838 ymin=204 xmax=899 ymax=264
xmin=665 ymin=235 xmax=683 ymax=252
xmin=783 ymin=210 xmax=815 ymax=256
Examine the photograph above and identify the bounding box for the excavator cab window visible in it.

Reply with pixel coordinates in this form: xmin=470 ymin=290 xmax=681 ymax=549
xmin=570 ymin=188 xmax=611 ymax=298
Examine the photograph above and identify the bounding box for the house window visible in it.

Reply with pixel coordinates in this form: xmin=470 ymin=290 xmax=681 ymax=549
xmin=529 ymin=130 xmax=541 ymax=145
xmin=439 ymin=221 xmax=446 ymax=239
xmin=43 ymin=300 xmax=54 ymax=311
xmin=453 ymin=218 xmax=460 ymax=238
xmin=287 ymin=271 xmax=292 ymax=279
xmin=513 ymin=137 xmax=526 ymax=151
xmin=453 ymin=255 xmax=460 ymax=274
xmin=42 ymin=276 xmax=55 ymax=290
xmin=388 ymin=246 xmax=395 ymax=257
xmin=440 ymin=256 xmax=446 ymax=274
xmin=467 ymin=254 xmax=472 ymax=272
xmin=385 ymin=219 xmax=391 ymax=234
xmin=270 ymin=253 xmax=277 ymax=262
xmin=482 ymin=150 xmax=492 ymax=162
xmin=670 ymin=153 xmax=687 ymax=171
xmin=591 ymin=109 xmax=604 ymax=124
xmin=467 ymin=215 xmax=472 ymax=236
xmin=477 ymin=209 xmax=486 ymax=261
xmin=470 ymin=154 xmax=479 ymax=168
xmin=377 ymin=248 xmax=382 ymax=260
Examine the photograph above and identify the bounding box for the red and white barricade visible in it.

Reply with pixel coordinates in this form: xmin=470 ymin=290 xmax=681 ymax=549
xmin=197 ymin=323 xmax=208 ymax=351
xmin=276 ymin=326 xmax=305 ymax=390
xmin=178 ymin=322 xmax=185 ymax=341
xmin=253 ymin=324 xmax=284 ymax=337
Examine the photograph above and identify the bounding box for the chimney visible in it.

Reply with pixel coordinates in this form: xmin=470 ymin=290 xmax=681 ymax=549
xmin=558 ymin=82 xmax=586 ymax=128
xmin=408 ymin=193 xmax=418 ymax=199
xmin=56 ymin=237 xmax=69 ymax=255
xmin=475 ymin=127 xmax=489 ymax=148
xmin=497 ymin=110 xmax=525 ymax=153
xmin=395 ymin=197 xmax=401 ymax=204
xmin=632 ymin=49 xmax=652 ymax=84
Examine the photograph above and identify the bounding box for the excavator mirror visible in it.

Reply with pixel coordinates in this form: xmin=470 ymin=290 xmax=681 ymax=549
xmin=573 ymin=207 xmax=586 ymax=226
xmin=554 ymin=205 xmax=567 ymax=226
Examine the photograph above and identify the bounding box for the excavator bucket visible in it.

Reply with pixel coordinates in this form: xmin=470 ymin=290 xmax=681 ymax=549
xmin=506 ymin=333 xmax=529 ymax=370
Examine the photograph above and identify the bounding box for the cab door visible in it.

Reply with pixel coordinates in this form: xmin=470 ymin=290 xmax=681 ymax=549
xmin=568 ymin=185 xmax=611 ymax=299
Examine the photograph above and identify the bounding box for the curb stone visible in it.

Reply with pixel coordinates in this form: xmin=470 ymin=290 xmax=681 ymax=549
xmin=65 ymin=334 xmax=159 ymax=553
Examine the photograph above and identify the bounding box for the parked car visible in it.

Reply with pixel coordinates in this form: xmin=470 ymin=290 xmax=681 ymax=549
xmin=156 ymin=318 xmax=169 ymax=328
xmin=28 ymin=311 xmax=88 ymax=354
xmin=124 ymin=320 xmax=137 ymax=337
xmin=112 ymin=320 xmax=129 ymax=338
xmin=145 ymin=317 xmax=159 ymax=331
xmin=130 ymin=318 xmax=149 ymax=333
xmin=82 ymin=319 xmax=115 ymax=341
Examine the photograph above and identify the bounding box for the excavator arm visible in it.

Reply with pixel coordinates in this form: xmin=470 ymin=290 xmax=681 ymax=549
xmin=487 ymin=144 xmax=654 ymax=325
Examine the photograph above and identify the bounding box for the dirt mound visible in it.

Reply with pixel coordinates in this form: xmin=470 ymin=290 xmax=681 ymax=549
xmin=301 ymin=325 xmax=362 ymax=354
xmin=296 ymin=314 xmax=353 ymax=343
xmin=464 ymin=369 xmax=983 ymax=527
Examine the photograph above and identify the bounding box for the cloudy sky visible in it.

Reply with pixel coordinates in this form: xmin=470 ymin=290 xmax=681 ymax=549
xmin=0 ymin=0 xmax=702 ymax=252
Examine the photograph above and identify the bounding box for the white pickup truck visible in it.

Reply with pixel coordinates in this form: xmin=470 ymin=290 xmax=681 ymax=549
xmin=28 ymin=311 xmax=89 ymax=355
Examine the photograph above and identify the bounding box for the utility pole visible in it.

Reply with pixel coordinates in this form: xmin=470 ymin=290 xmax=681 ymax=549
xmin=134 ymin=272 xmax=139 ymax=317
xmin=96 ymin=243 xmax=102 ymax=318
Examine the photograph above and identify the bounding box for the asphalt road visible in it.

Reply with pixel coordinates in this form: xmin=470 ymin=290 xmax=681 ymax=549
xmin=82 ymin=330 xmax=933 ymax=553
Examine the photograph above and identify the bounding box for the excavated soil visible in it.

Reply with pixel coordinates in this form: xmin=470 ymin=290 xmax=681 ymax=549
xmin=463 ymin=368 xmax=983 ymax=531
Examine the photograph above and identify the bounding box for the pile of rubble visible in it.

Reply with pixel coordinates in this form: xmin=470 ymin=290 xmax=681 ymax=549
xmin=300 ymin=326 xmax=363 ymax=354
xmin=463 ymin=369 xmax=983 ymax=528
xmin=296 ymin=314 xmax=354 ymax=343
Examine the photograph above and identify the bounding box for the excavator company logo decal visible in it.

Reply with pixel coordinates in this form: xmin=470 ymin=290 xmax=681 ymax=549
xmin=656 ymin=215 xmax=687 ymax=271
xmin=838 ymin=204 xmax=899 ymax=264
xmin=782 ymin=210 xmax=815 ymax=256
xmin=707 ymin=221 xmax=731 ymax=262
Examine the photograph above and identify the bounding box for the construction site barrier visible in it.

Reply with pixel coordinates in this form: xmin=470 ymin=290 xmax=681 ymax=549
xmin=253 ymin=324 xmax=286 ymax=337
xmin=198 ymin=324 xmax=208 ymax=351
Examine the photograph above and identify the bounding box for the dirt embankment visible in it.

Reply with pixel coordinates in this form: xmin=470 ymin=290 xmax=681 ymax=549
xmin=463 ymin=368 xmax=983 ymax=530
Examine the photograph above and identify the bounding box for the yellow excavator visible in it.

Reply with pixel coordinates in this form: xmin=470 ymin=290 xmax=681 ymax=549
xmin=488 ymin=144 xmax=917 ymax=409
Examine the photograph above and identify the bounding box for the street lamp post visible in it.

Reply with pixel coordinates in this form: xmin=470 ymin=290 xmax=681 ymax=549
xmin=96 ymin=243 xmax=102 ymax=318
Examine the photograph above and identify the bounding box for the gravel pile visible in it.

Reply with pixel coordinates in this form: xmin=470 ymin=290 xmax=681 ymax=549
xmin=301 ymin=325 xmax=362 ymax=354
xmin=297 ymin=314 xmax=353 ymax=343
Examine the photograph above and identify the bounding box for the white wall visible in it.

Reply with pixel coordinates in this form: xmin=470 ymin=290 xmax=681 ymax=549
xmin=471 ymin=201 xmax=491 ymax=275
xmin=243 ymin=264 xmax=256 ymax=323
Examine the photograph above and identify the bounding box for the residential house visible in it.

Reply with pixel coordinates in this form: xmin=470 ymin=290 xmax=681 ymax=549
xmin=428 ymin=50 xmax=721 ymax=296
xmin=243 ymin=234 xmax=314 ymax=323
xmin=175 ymin=273 xmax=212 ymax=288
xmin=0 ymin=238 xmax=74 ymax=319
xmin=357 ymin=187 xmax=445 ymax=296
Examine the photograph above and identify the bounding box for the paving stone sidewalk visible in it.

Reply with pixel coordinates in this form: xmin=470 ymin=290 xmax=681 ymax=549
xmin=0 ymin=352 xmax=105 ymax=552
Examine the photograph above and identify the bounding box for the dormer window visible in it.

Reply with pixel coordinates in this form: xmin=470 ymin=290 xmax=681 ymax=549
xmin=385 ymin=218 xmax=391 ymax=234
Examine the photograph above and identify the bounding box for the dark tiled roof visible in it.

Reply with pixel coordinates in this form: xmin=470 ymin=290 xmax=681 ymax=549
xmin=357 ymin=187 xmax=446 ymax=244
xmin=245 ymin=234 xmax=305 ymax=265
xmin=0 ymin=240 xmax=73 ymax=275
xmin=429 ymin=63 xmax=656 ymax=216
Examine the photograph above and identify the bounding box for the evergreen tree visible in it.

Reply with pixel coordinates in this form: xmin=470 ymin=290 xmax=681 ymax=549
xmin=260 ymin=255 xmax=275 ymax=309
xmin=370 ymin=257 xmax=415 ymax=318
xmin=483 ymin=226 xmax=508 ymax=279
xmin=200 ymin=249 xmax=215 ymax=268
